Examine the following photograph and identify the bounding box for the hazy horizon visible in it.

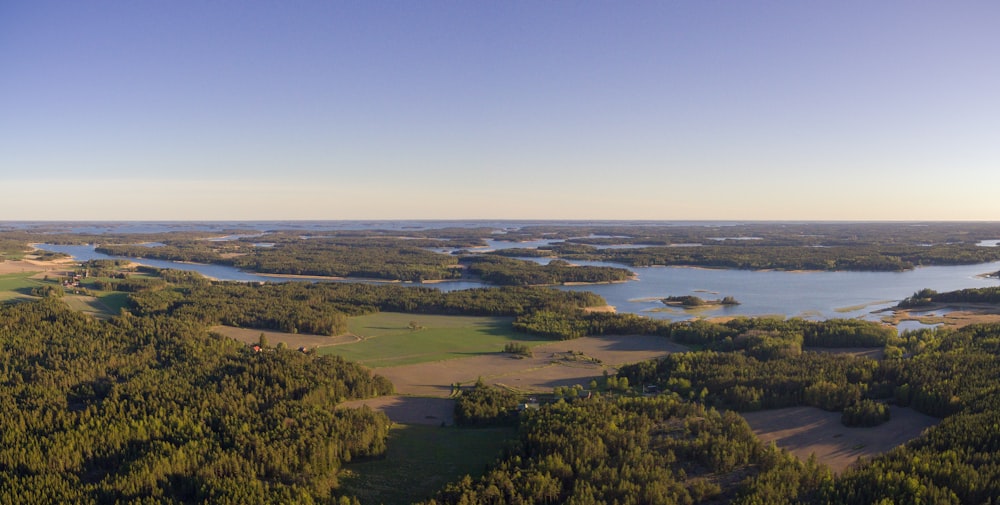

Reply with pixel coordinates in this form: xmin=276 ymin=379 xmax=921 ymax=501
xmin=3 ymin=2 xmax=998 ymax=221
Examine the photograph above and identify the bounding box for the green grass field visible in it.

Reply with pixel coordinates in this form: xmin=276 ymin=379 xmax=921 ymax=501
xmin=1 ymin=271 xmax=130 ymax=318
xmin=62 ymin=292 xmax=129 ymax=319
xmin=341 ymin=424 xmax=516 ymax=505
xmin=0 ymin=272 xmax=45 ymax=302
xmin=320 ymin=312 xmax=547 ymax=367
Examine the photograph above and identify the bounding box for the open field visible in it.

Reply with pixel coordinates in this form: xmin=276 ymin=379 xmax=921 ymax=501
xmin=344 ymin=334 xmax=685 ymax=407
xmin=741 ymin=405 xmax=939 ymax=474
xmin=215 ymin=312 xmax=537 ymax=359
xmin=340 ymin=396 xmax=457 ymax=426
xmin=321 ymin=312 xmax=544 ymax=367
xmin=341 ymin=424 xmax=515 ymax=505
xmin=0 ymin=258 xmax=76 ymax=276
xmin=211 ymin=325 xmax=360 ymax=349
xmin=0 ymin=272 xmax=42 ymax=302
xmin=61 ymin=292 xmax=127 ymax=319
xmin=340 ymin=333 xmax=684 ymax=428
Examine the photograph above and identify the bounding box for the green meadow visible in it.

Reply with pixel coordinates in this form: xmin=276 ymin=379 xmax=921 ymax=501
xmin=0 ymin=272 xmax=43 ymax=302
xmin=320 ymin=311 xmax=547 ymax=367
xmin=341 ymin=424 xmax=516 ymax=505
xmin=62 ymin=292 xmax=129 ymax=319
xmin=1 ymin=271 xmax=130 ymax=318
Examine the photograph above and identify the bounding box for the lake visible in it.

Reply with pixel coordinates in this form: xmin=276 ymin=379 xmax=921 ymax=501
xmin=36 ymin=244 xmax=1000 ymax=322
xmin=560 ymin=261 xmax=1000 ymax=321
xmin=35 ymin=244 xmax=489 ymax=289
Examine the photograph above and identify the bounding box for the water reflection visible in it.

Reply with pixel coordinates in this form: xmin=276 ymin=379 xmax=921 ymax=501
xmin=896 ymin=320 xmax=941 ymax=334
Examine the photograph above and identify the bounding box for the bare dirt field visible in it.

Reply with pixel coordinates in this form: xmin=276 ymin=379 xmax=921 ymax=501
xmin=211 ymin=325 xmax=360 ymax=349
xmin=339 ymin=396 xmax=456 ymax=426
xmin=0 ymin=259 xmax=74 ymax=276
xmin=741 ymin=405 xmax=939 ymax=474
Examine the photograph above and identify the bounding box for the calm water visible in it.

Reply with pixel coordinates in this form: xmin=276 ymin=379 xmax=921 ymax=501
xmin=37 ymin=244 xmax=483 ymax=289
xmin=560 ymin=261 xmax=1000 ymax=321
xmin=896 ymin=320 xmax=942 ymax=334
xmin=37 ymin=243 xmax=1000 ymax=322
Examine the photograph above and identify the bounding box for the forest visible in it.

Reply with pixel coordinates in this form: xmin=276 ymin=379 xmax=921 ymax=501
xmin=125 ymin=277 xmax=606 ymax=332
xmin=4 ymin=222 xmax=1000 ymax=503
xmin=93 ymin=240 xmax=635 ymax=286
xmin=97 ymin=239 xmax=465 ymax=283
xmin=462 ymin=256 xmax=634 ymax=286
xmin=424 ymin=395 xmax=834 ymax=505
xmin=491 ymin=241 xmax=1000 ymax=272
xmin=899 ymin=286 xmax=1000 ymax=307
xmin=0 ymin=298 xmax=392 ymax=503
xmin=440 ymin=319 xmax=1000 ymax=504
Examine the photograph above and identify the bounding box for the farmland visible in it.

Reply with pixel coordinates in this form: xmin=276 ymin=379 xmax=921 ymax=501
xmin=323 ymin=312 xmax=542 ymax=368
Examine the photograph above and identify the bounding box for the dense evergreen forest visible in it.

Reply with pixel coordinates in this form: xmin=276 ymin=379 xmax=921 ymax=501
xmin=0 ymin=298 xmax=392 ymax=503
xmin=425 ymin=395 xmax=830 ymax=505
xmin=462 ymin=256 xmax=634 ymax=286
xmin=899 ymin=286 xmax=1000 ymax=307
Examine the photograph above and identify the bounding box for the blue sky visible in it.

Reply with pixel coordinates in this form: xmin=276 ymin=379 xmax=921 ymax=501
xmin=2 ymin=1 xmax=998 ymax=220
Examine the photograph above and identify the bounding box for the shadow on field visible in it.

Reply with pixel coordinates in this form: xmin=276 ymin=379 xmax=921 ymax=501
xmin=344 ymin=396 xmax=457 ymax=426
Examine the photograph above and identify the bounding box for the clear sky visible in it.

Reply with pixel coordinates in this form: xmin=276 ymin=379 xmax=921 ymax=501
xmin=2 ymin=1 xmax=998 ymax=221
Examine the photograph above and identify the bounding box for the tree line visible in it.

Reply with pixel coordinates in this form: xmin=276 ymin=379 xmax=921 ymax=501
xmin=463 ymin=256 xmax=634 ymax=285
xmin=495 ymin=242 xmax=1000 ymax=272
xmin=126 ymin=275 xmax=607 ymax=336
xmin=511 ymin=309 xmax=894 ymax=347
xmin=899 ymin=286 xmax=1000 ymax=307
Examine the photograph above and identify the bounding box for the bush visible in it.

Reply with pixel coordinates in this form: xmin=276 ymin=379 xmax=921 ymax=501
xmin=503 ymin=342 xmax=533 ymax=357
xmin=454 ymin=381 xmax=520 ymax=426
xmin=31 ymin=285 xmax=64 ymax=298
xmin=842 ymin=399 xmax=891 ymax=427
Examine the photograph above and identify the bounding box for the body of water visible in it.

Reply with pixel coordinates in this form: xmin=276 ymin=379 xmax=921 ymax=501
xmin=36 ymin=243 xmax=1000 ymax=323
xmin=36 ymin=244 xmax=482 ymax=289
xmin=560 ymin=261 xmax=1000 ymax=321
xmin=896 ymin=320 xmax=942 ymax=334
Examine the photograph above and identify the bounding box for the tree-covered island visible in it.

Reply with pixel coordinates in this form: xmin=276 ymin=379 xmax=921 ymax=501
xmin=663 ymin=295 xmax=740 ymax=307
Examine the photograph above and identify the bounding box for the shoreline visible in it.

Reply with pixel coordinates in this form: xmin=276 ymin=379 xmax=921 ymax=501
xmin=882 ymin=302 xmax=1000 ymax=329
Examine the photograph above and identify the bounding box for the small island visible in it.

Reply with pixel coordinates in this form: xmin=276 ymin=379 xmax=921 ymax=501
xmin=663 ymin=295 xmax=740 ymax=308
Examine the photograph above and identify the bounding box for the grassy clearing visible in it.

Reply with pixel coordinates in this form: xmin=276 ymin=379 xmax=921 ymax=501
xmin=212 ymin=325 xmax=356 ymax=350
xmin=341 ymin=424 xmax=515 ymax=505
xmin=62 ymin=293 xmax=126 ymax=319
xmin=321 ymin=312 xmax=547 ymax=368
xmin=2 ymin=271 xmax=130 ymax=317
xmin=96 ymin=292 xmax=130 ymax=314
xmin=0 ymin=273 xmax=44 ymax=302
